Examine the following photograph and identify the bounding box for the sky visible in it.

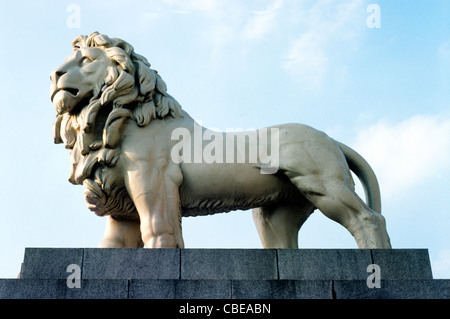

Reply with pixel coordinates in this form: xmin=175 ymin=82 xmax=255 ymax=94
xmin=0 ymin=0 xmax=448 ymax=279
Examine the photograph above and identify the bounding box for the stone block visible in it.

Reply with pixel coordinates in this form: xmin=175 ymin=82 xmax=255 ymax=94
xmin=129 ymin=279 xmax=231 ymax=299
xmin=20 ymin=248 xmax=83 ymax=279
xmin=82 ymin=248 xmax=180 ymax=279
xmin=334 ymin=279 xmax=450 ymax=299
xmin=0 ymin=279 xmax=128 ymax=299
xmin=293 ymin=280 xmax=333 ymax=299
xmin=181 ymin=249 xmax=277 ymax=280
xmin=175 ymin=280 xmax=231 ymax=299
xmin=129 ymin=279 xmax=176 ymax=299
xmin=232 ymin=280 xmax=332 ymax=299
xmin=63 ymin=279 xmax=129 ymax=299
xmin=0 ymin=279 xmax=63 ymax=299
xmin=278 ymin=249 xmax=372 ymax=280
xmin=232 ymin=280 xmax=295 ymax=299
xmin=371 ymin=249 xmax=433 ymax=279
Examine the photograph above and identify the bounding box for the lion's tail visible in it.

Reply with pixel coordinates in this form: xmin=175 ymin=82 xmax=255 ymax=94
xmin=337 ymin=142 xmax=382 ymax=214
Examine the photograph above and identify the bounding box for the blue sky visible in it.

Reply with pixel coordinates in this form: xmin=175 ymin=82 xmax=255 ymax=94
xmin=0 ymin=0 xmax=449 ymax=279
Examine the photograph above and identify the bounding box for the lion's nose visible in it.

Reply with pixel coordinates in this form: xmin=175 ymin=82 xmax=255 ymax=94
xmin=50 ymin=70 xmax=66 ymax=82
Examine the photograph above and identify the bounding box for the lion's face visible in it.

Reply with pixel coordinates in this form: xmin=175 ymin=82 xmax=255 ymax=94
xmin=50 ymin=47 xmax=114 ymax=114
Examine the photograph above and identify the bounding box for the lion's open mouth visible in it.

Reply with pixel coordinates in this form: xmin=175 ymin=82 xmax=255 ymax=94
xmin=51 ymin=88 xmax=79 ymax=102
xmin=61 ymin=88 xmax=79 ymax=96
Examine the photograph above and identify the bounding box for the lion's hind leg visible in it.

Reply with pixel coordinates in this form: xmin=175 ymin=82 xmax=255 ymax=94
xmin=252 ymin=201 xmax=314 ymax=248
xmin=278 ymin=129 xmax=391 ymax=249
xmin=287 ymin=173 xmax=391 ymax=249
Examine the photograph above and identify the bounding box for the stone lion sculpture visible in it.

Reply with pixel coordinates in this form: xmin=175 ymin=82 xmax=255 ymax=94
xmin=50 ymin=32 xmax=391 ymax=249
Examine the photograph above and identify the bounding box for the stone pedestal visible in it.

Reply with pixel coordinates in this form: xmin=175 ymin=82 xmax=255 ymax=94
xmin=0 ymin=248 xmax=448 ymax=299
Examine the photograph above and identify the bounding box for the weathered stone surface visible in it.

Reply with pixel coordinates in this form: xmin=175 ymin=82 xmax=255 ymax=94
xmin=232 ymin=280 xmax=332 ymax=299
xmin=129 ymin=279 xmax=231 ymax=299
xmin=371 ymin=249 xmax=433 ymax=279
xmin=181 ymin=249 xmax=277 ymax=280
xmin=20 ymin=248 xmax=83 ymax=279
xmin=334 ymin=279 xmax=450 ymax=299
xmin=232 ymin=280 xmax=295 ymax=299
xmin=0 ymin=279 xmax=63 ymax=299
xmin=278 ymin=249 xmax=372 ymax=280
xmin=82 ymin=248 xmax=180 ymax=279
xmin=0 ymin=279 xmax=128 ymax=299
xmin=68 ymin=279 xmax=129 ymax=299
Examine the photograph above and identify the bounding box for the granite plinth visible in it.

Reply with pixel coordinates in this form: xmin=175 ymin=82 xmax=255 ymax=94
xmin=1 ymin=248 xmax=446 ymax=299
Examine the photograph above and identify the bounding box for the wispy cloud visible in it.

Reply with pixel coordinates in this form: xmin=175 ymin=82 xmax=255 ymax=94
xmin=283 ymin=31 xmax=328 ymax=88
xmin=179 ymin=0 xmax=286 ymax=68
xmin=282 ymin=0 xmax=365 ymax=89
xmin=137 ymin=0 xmax=284 ymax=65
xmin=204 ymin=0 xmax=284 ymax=50
xmin=161 ymin=0 xmax=223 ymax=14
xmin=241 ymin=0 xmax=284 ymax=40
xmin=138 ymin=0 xmax=364 ymax=85
xmin=352 ymin=114 xmax=450 ymax=199
xmin=138 ymin=0 xmax=227 ymax=29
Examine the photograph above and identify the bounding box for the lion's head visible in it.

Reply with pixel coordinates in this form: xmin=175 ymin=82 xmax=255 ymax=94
xmin=51 ymin=32 xmax=183 ymax=220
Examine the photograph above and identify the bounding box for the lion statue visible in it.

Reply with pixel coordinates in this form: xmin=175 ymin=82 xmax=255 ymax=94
xmin=50 ymin=32 xmax=391 ymax=249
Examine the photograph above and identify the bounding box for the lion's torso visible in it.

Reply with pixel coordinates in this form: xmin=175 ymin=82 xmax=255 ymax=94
xmin=116 ymin=111 xmax=309 ymax=218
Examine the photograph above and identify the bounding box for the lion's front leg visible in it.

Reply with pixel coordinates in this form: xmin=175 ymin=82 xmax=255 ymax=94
xmin=99 ymin=216 xmax=144 ymax=248
xmin=125 ymin=158 xmax=184 ymax=248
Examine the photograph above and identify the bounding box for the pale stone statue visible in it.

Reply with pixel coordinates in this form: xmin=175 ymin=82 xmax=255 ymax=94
xmin=50 ymin=32 xmax=391 ymax=249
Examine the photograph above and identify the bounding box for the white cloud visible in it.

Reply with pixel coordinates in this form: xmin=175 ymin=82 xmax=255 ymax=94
xmin=138 ymin=0 xmax=226 ymax=27
xmin=205 ymin=0 xmax=284 ymax=46
xmin=140 ymin=0 xmax=363 ymax=83
xmin=242 ymin=0 xmax=284 ymax=40
xmin=177 ymin=0 xmax=285 ymax=67
xmin=161 ymin=0 xmax=222 ymax=14
xmin=282 ymin=0 xmax=364 ymax=88
xmin=431 ymin=249 xmax=450 ymax=279
xmin=352 ymin=114 xmax=450 ymax=199
xmin=283 ymin=32 xmax=328 ymax=87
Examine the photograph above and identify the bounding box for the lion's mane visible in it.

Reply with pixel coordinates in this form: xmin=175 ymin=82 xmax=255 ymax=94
xmin=53 ymin=32 xmax=183 ymax=220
